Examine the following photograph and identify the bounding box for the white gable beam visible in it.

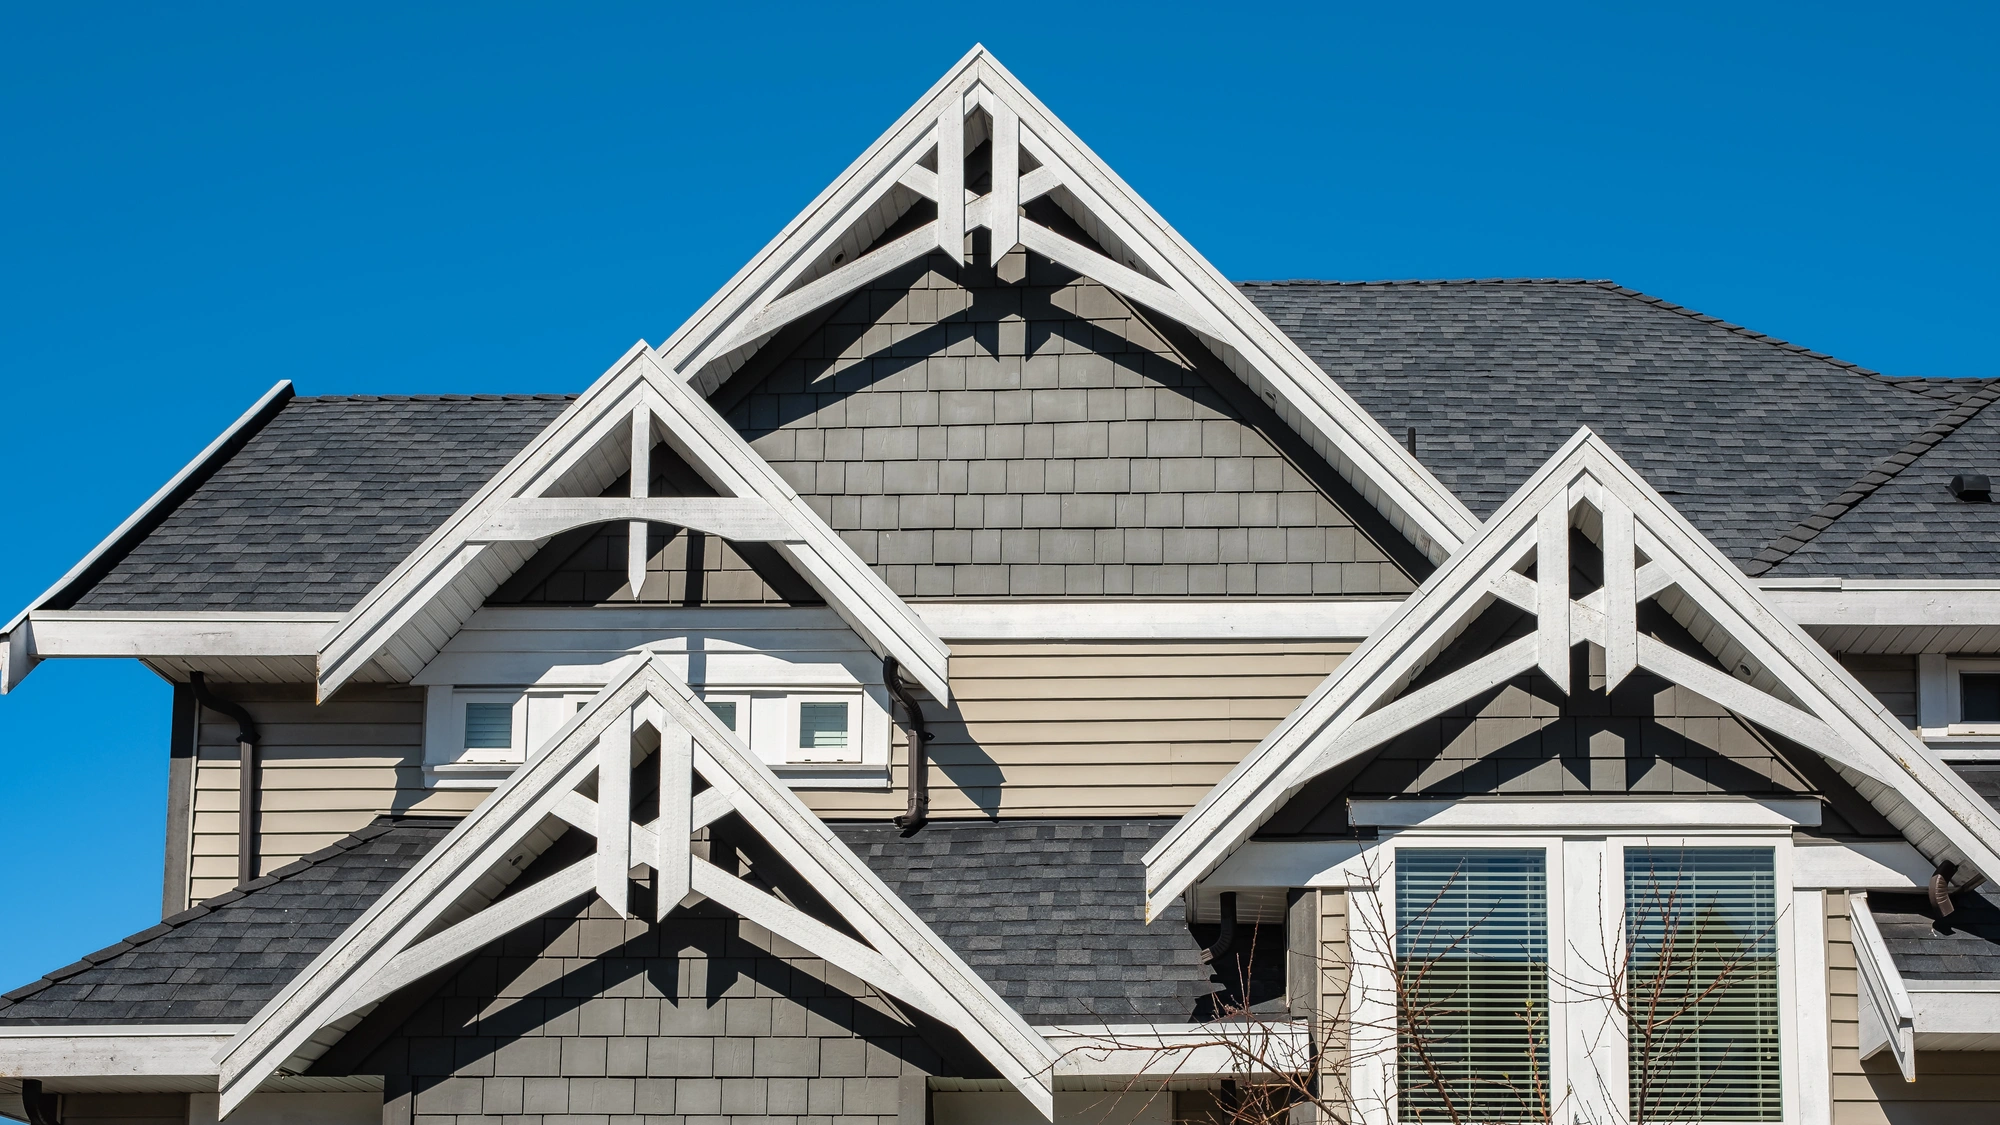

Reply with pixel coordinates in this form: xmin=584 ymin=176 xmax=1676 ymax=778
xmin=706 ymin=221 xmax=942 ymax=363
xmin=469 ymin=497 xmax=796 ymax=542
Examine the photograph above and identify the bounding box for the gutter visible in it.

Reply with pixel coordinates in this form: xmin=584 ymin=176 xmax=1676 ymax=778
xmin=883 ymin=656 xmax=932 ymax=835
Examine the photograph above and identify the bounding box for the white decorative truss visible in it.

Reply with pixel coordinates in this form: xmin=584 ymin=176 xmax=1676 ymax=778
xmin=651 ymin=44 xmax=1476 ymax=564
xmin=217 ymin=654 xmax=1057 ymax=1118
xmin=1145 ymin=428 xmax=2000 ymax=919
xmin=315 ymin=343 xmax=952 ymax=702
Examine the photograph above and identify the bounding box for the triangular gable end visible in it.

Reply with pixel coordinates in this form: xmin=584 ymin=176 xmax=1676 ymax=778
xmin=217 ymin=654 xmax=1056 ymax=1118
xmin=315 ymin=343 xmax=953 ymax=702
xmin=1144 ymin=428 xmax=2000 ymax=919
xmin=651 ymin=45 xmax=1478 ymax=566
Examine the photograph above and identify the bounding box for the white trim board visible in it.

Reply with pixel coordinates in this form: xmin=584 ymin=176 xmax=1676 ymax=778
xmin=650 ymin=45 xmax=1476 ymax=567
xmin=0 ymin=1025 xmax=237 ymax=1078
xmin=1144 ymin=428 xmax=2000 ymax=922
xmin=1 ymin=381 xmax=294 ymax=693
xmin=217 ymin=654 xmax=1056 ymax=1120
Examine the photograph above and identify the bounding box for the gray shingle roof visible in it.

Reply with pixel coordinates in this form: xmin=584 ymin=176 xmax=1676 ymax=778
xmin=70 ymin=395 xmax=571 ymax=612
xmin=1770 ymin=393 xmax=2000 ymax=576
xmin=1240 ymin=279 xmax=1993 ymax=569
xmin=42 ymin=278 xmax=2000 ymax=614
xmin=832 ymin=818 xmax=1233 ymax=1023
xmin=0 ymin=817 xmax=452 ymax=1025
xmin=1868 ymin=890 xmax=2000 ymax=980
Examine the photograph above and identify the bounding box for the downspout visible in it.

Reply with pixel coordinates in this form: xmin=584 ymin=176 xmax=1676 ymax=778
xmin=883 ymin=656 xmax=933 ymax=835
xmin=20 ymin=1079 xmax=60 ymax=1125
xmin=1200 ymin=890 xmax=1240 ymax=965
xmin=189 ymin=672 xmax=260 ymax=889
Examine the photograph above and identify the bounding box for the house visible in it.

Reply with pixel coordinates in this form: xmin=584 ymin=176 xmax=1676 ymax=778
xmin=3 ymin=44 xmax=1999 ymax=1125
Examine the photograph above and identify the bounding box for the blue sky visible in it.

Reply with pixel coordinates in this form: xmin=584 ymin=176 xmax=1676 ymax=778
xmin=0 ymin=2 xmax=1992 ymax=984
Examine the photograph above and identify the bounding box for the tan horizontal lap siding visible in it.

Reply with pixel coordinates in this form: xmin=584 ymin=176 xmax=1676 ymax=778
xmin=189 ymin=684 xmax=477 ymax=903
xmin=803 ymin=640 xmax=1353 ymax=819
xmin=1825 ymin=892 xmax=2000 ymax=1123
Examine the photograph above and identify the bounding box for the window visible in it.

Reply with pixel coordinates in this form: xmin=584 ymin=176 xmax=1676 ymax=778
xmin=1962 ymin=673 xmax=2000 ymax=723
xmin=463 ymin=702 xmax=514 ymax=751
xmin=799 ymin=701 xmax=850 ymax=752
xmin=705 ymin=699 xmax=739 ymax=730
xmin=1360 ymin=828 xmax=1794 ymax=1125
xmin=1396 ymin=849 xmax=1549 ymax=1123
xmin=453 ymin=692 xmax=524 ymax=765
xmin=1624 ymin=847 xmax=1780 ymax=1122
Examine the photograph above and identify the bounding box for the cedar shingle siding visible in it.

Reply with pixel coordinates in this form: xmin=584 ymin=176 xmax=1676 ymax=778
xmin=723 ymin=251 xmax=1417 ymax=599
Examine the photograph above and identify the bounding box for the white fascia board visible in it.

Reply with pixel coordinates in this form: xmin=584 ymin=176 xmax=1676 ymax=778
xmin=1 ymin=381 xmax=294 ymax=693
xmin=1794 ymin=840 xmax=1932 ymax=889
xmin=1911 ymin=982 xmax=2000 ymax=1037
xmin=0 ymin=1024 xmax=236 ymax=1077
xmin=24 ymin=612 xmax=340 ymax=659
xmin=914 ymin=599 xmax=1399 ymax=641
xmin=1762 ymin=580 xmax=2000 ymax=628
xmin=1037 ymin=1022 xmax=1311 ymax=1078
xmin=1349 ymin=796 xmax=1820 ymax=831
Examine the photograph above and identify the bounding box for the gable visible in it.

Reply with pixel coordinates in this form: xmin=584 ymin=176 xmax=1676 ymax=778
xmin=1146 ymin=428 xmax=2000 ymax=919
xmin=717 ymin=247 xmax=1424 ymax=598
xmin=218 ymin=654 xmax=1054 ymax=1116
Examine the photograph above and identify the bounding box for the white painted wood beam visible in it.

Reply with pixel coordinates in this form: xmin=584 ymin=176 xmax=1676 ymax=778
xmin=708 ymin=222 xmax=941 ymax=361
xmin=1536 ymin=499 xmax=1571 ymax=692
xmin=1018 ymin=219 xmax=1217 ymax=337
xmin=469 ymin=497 xmax=796 ymax=543
xmin=988 ymin=102 xmax=1020 ymax=253
xmin=936 ymin=93 xmax=965 ymax=263
xmin=595 ymin=706 xmax=633 ymax=916
xmin=339 ymin=858 xmax=595 ymax=1019
xmin=627 ymin=408 xmax=651 ymax=600
xmin=897 ymin=163 xmax=939 ymax=200
xmin=1306 ymin=634 xmax=1540 ymax=778
xmin=1602 ymin=495 xmax=1638 ymax=689
xmin=1849 ymin=892 xmax=1917 ymax=1081
xmin=655 ymin=724 xmax=692 ymax=918
xmin=1018 ymin=164 xmax=1060 ymax=204
xmin=689 ymin=858 xmax=918 ymax=1009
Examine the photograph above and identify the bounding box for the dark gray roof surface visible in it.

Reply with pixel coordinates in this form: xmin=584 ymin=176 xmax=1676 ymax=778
xmin=0 ymin=817 xmax=452 ymax=1025
xmin=1772 ymin=393 xmax=2000 ymax=576
xmin=1868 ymin=890 xmax=2000 ymax=980
xmin=1240 ymin=279 xmax=1995 ymax=570
xmin=832 ymin=818 xmax=1227 ymax=1023
xmin=70 ymin=395 xmax=570 ymax=612
xmin=44 ymin=279 xmax=2000 ymax=614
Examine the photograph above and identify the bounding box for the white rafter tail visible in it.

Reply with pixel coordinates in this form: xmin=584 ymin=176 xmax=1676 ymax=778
xmin=1144 ymin=426 xmax=2000 ymax=922
xmin=1536 ymin=495 xmax=1572 ymax=693
xmin=596 ymin=705 xmax=633 ymax=917
xmin=1600 ymin=493 xmax=1639 ymax=690
xmin=655 ymin=723 xmax=693 ymax=918
xmin=937 ymin=91 xmax=967 ymax=264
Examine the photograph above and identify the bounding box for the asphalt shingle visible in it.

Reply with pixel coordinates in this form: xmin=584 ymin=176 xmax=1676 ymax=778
xmin=1240 ymin=279 xmax=1991 ymax=569
xmin=0 ymin=817 xmax=453 ymax=1025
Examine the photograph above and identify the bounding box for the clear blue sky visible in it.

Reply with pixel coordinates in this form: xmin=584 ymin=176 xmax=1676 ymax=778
xmin=0 ymin=2 xmax=1992 ymax=985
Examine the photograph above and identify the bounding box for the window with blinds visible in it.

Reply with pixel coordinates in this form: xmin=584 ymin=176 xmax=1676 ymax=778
xmin=1396 ymin=849 xmax=1549 ymax=1123
xmin=1624 ymin=847 xmax=1781 ymax=1122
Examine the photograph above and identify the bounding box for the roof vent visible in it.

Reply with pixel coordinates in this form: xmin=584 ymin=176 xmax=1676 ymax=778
xmin=1950 ymin=474 xmax=1991 ymax=502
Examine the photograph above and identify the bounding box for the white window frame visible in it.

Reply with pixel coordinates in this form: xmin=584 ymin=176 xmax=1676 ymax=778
xmin=1342 ymin=812 xmax=1806 ymax=1125
xmin=1916 ymin=655 xmax=2000 ymax=759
